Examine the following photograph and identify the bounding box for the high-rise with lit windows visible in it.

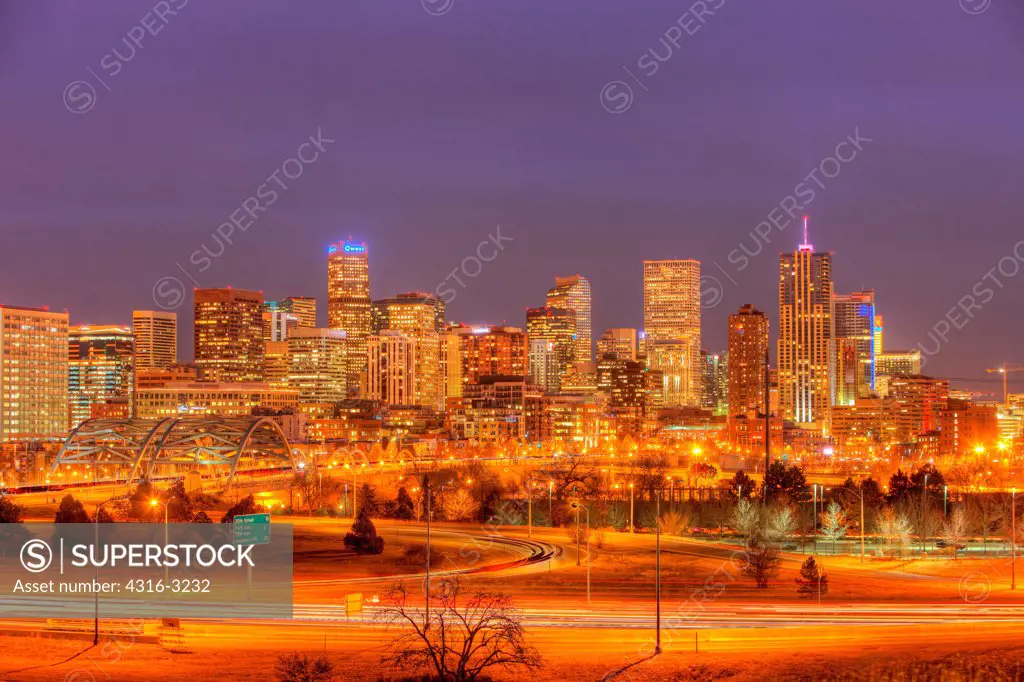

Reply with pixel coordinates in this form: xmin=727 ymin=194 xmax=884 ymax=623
xmin=643 ymin=259 xmax=701 ymax=406
xmin=546 ymin=275 xmax=592 ymax=363
xmin=370 ymin=293 xmax=444 ymax=410
xmin=0 ymin=305 xmax=69 ymax=442
xmin=287 ymin=328 xmax=348 ymax=404
xmin=833 ymin=290 xmax=876 ymax=402
xmin=778 ymin=219 xmax=833 ymax=428
xmin=327 ymin=241 xmax=371 ymax=390
xmin=194 ymin=288 xmax=265 ymax=383
xmin=132 ymin=310 xmax=177 ymax=370
xmin=526 ymin=306 xmax=576 ymax=391
xmin=727 ymin=304 xmax=769 ymax=418
xmin=68 ymin=325 xmax=134 ymax=428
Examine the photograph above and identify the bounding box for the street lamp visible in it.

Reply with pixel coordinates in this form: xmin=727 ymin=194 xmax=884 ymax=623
xmin=548 ymin=480 xmax=554 ymax=526
xmin=93 ymin=496 xmax=117 ymax=645
xmin=150 ymin=499 xmax=170 ymax=584
xmin=629 ymin=483 xmax=635 ymax=535
xmin=571 ymin=501 xmax=590 ymax=605
xmin=1013 ymin=488 xmax=1017 ymax=591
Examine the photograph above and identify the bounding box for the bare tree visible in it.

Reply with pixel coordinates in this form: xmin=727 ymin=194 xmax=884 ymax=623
xmin=442 ymin=489 xmax=480 ymax=522
xmin=741 ymin=531 xmax=781 ymax=589
xmin=733 ymin=498 xmax=760 ymax=538
xmin=941 ymin=507 xmax=969 ymax=560
xmin=875 ymin=507 xmax=913 ymax=558
xmin=819 ymin=502 xmax=848 ymax=555
xmin=379 ymin=578 xmax=542 ymax=681
xmin=768 ymin=505 xmax=797 ymax=546
xmin=630 ymin=454 xmax=670 ymax=501
xmin=533 ymin=454 xmax=601 ymax=501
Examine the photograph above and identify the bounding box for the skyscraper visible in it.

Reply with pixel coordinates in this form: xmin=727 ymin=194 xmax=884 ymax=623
xmin=371 ymin=293 xmax=445 ymax=410
xmin=526 ymin=306 xmax=576 ymax=392
xmin=833 ymin=290 xmax=876 ymax=402
xmin=287 ymin=328 xmax=348 ymax=404
xmin=643 ymin=259 xmax=701 ymax=406
xmin=132 ymin=310 xmax=177 ymax=370
xmin=194 ymin=288 xmax=265 ymax=383
xmin=68 ymin=325 xmax=134 ymax=428
xmin=546 ymin=275 xmax=592 ymax=363
xmin=366 ymin=331 xmax=416 ymax=406
xmin=778 ymin=219 xmax=833 ymax=427
xmin=455 ymin=326 xmax=529 ymax=387
xmin=327 ymin=240 xmax=371 ymax=390
xmin=701 ymin=350 xmax=728 ymax=414
xmin=728 ymin=304 xmax=769 ymax=418
xmin=0 ymin=305 xmax=69 ymax=442
xmin=596 ymin=328 xmax=638 ymax=395
xmin=272 ymin=296 xmax=317 ymax=329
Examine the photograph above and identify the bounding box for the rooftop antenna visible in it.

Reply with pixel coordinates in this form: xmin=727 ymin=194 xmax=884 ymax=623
xmin=799 ymin=215 xmax=813 ymax=251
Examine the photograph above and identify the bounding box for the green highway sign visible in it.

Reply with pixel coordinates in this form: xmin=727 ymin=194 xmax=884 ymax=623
xmin=233 ymin=513 xmax=271 ymax=546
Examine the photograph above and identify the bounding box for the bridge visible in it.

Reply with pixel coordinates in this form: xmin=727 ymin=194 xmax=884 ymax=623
xmin=51 ymin=417 xmax=298 ymax=487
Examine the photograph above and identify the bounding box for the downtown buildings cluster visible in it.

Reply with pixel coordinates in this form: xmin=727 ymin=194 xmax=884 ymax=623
xmin=1 ymin=227 xmax=1021 ymax=482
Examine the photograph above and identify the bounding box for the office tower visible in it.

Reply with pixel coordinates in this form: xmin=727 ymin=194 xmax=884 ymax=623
xmin=874 ymin=315 xmax=884 ymax=355
xmin=371 ymin=293 xmax=445 ymax=410
xmin=528 ymin=338 xmax=561 ymax=393
xmin=596 ymin=328 xmax=638 ymax=395
xmin=646 ymin=340 xmax=690 ymax=407
xmin=526 ymin=306 xmax=576 ymax=391
xmin=778 ymin=220 xmax=833 ymax=427
xmin=546 ymin=275 xmax=592 ymax=363
xmin=877 ymin=350 xmax=923 ymax=378
xmin=939 ymin=399 xmax=999 ymax=457
xmin=132 ymin=310 xmax=177 ymax=370
xmin=456 ymin=326 xmax=529 ymax=387
xmin=833 ymin=290 xmax=876 ymax=401
xmin=287 ymin=328 xmax=348 ymax=403
xmin=609 ymin=359 xmax=648 ymax=437
xmin=193 ymin=288 xmax=265 ymax=383
xmin=889 ymin=374 xmax=949 ymax=442
xmin=0 ymin=305 xmax=69 ymax=442
xmin=263 ymin=340 xmax=290 ymax=385
xmin=273 ymin=296 xmax=317 ymax=329
xmin=327 ymin=240 xmax=371 ymax=389
xmin=371 ymin=292 xmax=445 ymax=334
xmin=366 ymin=331 xmax=416 ymax=406
xmin=135 ymin=382 xmax=298 ymax=419
xmin=263 ymin=310 xmax=299 ymax=342
xmin=727 ymin=304 xmax=769 ymax=418
xmin=68 ymin=325 xmax=134 ymax=428
xmin=643 ymin=259 xmax=701 ymax=406
xmin=701 ymin=350 xmax=727 ymax=414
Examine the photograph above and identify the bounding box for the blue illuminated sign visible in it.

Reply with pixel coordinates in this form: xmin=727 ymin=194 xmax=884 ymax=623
xmin=343 ymin=243 xmax=366 ymax=254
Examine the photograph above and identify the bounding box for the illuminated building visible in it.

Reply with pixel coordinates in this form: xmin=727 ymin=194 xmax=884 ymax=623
xmin=366 ymin=331 xmax=416 ymax=406
xmin=135 ymin=364 xmax=198 ymax=389
xmin=727 ymin=304 xmax=768 ymax=419
xmin=779 ymin=219 xmax=832 ymax=428
xmin=546 ymin=275 xmax=592 ymax=363
xmin=455 ymin=325 xmax=528 ymax=390
xmin=263 ymin=310 xmax=298 ymax=342
xmin=596 ymin=328 xmax=637 ymax=395
xmin=523 ymin=393 xmax=602 ymax=447
xmin=609 ymin=359 xmax=648 ymax=437
xmin=833 ymin=290 xmax=876 ymax=401
xmin=0 ymin=305 xmax=69 ymax=442
xmin=528 ymin=338 xmax=560 ymax=393
xmin=701 ymin=350 xmax=728 ymax=415
xmin=267 ymin=296 xmax=317 ymax=329
xmin=328 ymin=240 xmax=371 ymax=389
xmin=874 ymin=315 xmax=884 ymax=355
xmin=561 ymin=362 xmax=597 ymax=397
xmin=939 ymin=399 xmax=999 ymax=457
xmin=287 ymin=328 xmax=348 ymax=404
xmin=68 ymin=325 xmax=134 ymax=428
xmin=194 ymin=288 xmax=265 ymax=383
xmin=643 ymin=259 xmax=701 ymax=406
xmin=135 ymin=381 xmax=298 ymax=419
xmin=526 ymin=306 xmax=576 ymax=389
xmin=263 ymin=340 xmax=290 ymax=385
xmin=371 ymin=293 xmax=444 ymax=410
xmin=132 ymin=310 xmax=177 ymax=370
xmin=876 ymin=350 xmax=922 ymax=382
xmin=830 ymin=398 xmax=897 ymax=455
xmin=646 ymin=340 xmax=691 ymax=408
xmin=889 ymin=374 xmax=949 ymax=443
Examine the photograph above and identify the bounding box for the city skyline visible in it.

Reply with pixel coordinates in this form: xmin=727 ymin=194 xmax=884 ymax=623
xmin=2 ymin=1 xmax=1022 ymax=397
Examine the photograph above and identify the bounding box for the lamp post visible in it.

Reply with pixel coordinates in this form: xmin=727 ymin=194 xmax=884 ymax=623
xmin=93 ymin=497 xmax=117 ymax=646
xmin=1012 ymin=488 xmax=1017 ymax=591
xmin=571 ymin=502 xmax=590 ymax=604
xmin=548 ymin=480 xmax=553 ymax=527
xmin=944 ymin=485 xmax=948 ymax=517
xmin=655 ymin=489 xmax=662 ymax=655
xmin=149 ymin=498 xmax=170 ymax=584
xmin=629 ymin=483 xmax=635 ymax=535
xmin=527 ymin=482 xmax=533 ymax=539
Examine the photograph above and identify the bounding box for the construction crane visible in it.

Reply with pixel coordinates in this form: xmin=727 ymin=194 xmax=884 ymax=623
xmin=986 ymin=364 xmax=1024 ymax=405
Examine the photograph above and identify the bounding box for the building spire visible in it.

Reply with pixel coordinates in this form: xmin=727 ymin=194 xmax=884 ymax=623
xmin=799 ymin=215 xmax=813 ymax=251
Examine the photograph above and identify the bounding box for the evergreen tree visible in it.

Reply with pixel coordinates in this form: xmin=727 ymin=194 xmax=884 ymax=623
xmin=344 ymin=506 xmax=385 ymax=554
xmin=394 ymin=487 xmax=415 ymax=520
xmin=222 ymin=494 xmax=263 ymax=523
xmin=54 ymin=494 xmax=90 ymax=523
xmin=729 ymin=470 xmax=757 ymax=500
xmin=358 ymin=483 xmax=379 ymax=516
xmin=886 ymin=469 xmax=913 ymax=504
xmin=796 ymin=557 xmax=828 ymax=598
xmin=164 ymin=479 xmax=195 ymax=522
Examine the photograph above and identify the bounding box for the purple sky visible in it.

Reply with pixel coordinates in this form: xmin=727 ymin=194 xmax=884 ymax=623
xmin=1 ymin=0 xmax=1022 ymax=396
